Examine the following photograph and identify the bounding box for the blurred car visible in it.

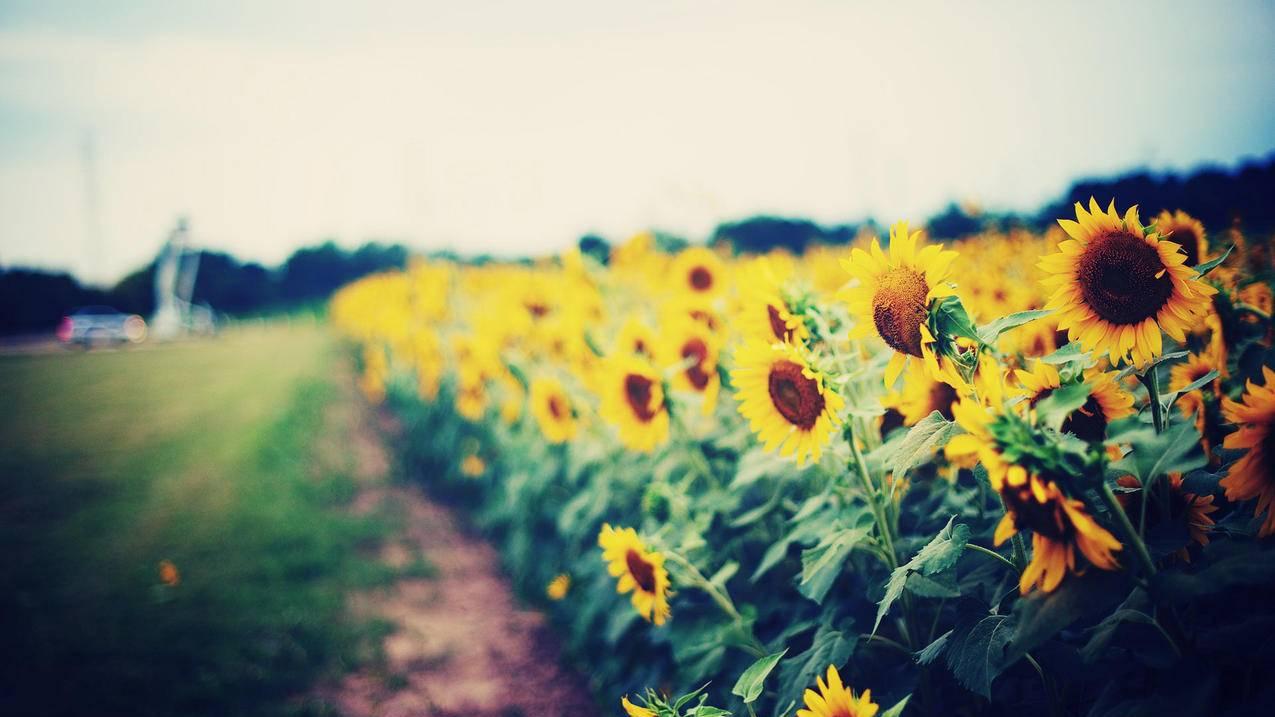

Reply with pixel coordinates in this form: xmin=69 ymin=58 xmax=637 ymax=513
xmin=57 ymin=306 xmax=147 ymax=346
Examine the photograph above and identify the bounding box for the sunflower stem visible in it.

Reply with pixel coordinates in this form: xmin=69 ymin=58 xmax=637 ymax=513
xmin=965 ymin=543 xmax=1021 ymax=575
xmin=1139 ymin=368 xmax=1166 ymax=434
xmin=1100 ymin=481 xmax=1158 ymax=579
xmin=847 ymin=421 xmax=897 ymax=568
xmin=664 ymin=550 xmax=766 ymax=657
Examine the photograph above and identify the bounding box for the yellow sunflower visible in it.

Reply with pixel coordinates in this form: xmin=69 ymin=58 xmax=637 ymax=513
xmin=1154 ymin=209 xmax=1208 ymax=268
xmin=613 ymin=316 xmax=657 ymax=359
xmin=1220 ymin=366 xmax=1275 ymax=536
xmin=795 ymin=664 xmax=878 ymax=717
xmin=546 ymin=573 xmax=571 ymax=600
xmin=621 ymin=696 xmax=657 ymax=717
xmin=598 ymin=524 xmax=671 ymax=625
xmin=460 ymin=453 xmax=486 ymax=477
xmin=596 ymin=355 xmax=669 ymax=452
xmin=994 ymin=466 xmax=1122 ymax=593
xmin=529 ymin=376 xmax=579 ymax=444
xmin=732 ymin=341 xmax=844 ymax=466
xmin=659 ymin=316 xmax=721 ymax=414
xmin=839 ymin=220 xmax=960 ymax=387
xmin=738 ymin=256 xmax=810 ymax=346
xmin=1117 ymin=473 xmax=1217 ymax=562
xmin=1013 ymin=362 xmax=1135 ymax=442
xmin=1039 ymin=199 xmax=1217 ymax=367
xmin=1170 ymin=351 xmax=1220 ymax=421
xmin=944 ymin=357 xmax=1011 ymax=486
xmin=881 ymin=363 xmax=961 ymax=426
xmin=670 ymin=245 xmax=727 ymax=299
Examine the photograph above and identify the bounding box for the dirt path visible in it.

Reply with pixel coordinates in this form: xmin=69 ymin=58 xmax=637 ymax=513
xmin=313 ymin=365 xmax=599 ymax=717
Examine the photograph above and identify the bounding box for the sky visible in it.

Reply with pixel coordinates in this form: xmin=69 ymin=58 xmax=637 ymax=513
xmin=1 ymin=1 xmax=1273 ymax=284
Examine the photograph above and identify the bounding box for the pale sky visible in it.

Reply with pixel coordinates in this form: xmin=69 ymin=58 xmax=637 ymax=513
xmin=1 ymin=1 xmax=1273 ymax=284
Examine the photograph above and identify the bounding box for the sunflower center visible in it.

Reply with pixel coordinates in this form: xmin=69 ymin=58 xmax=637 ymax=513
xmin=1061 ymin=396 xmax=1108 ymax=443
xmin=548 ymin=394 xmax=567 ymax=420
xmin=767 ymin=304 xmax=790 ymax=341
xmin=1076 ymin=231 xmax=1173 ymax=325
xmin=1168 ymin=225 xmax=1201 ymax=267
xmin=767 ymin=360 xmax=826 ymax=430
xmin=624 ymin=373 xmax=659 ymax=422
xmin=1002 ymin=480 xmax=1073 ymax=543
xmin=930 ymin=380 xmax=959 ymax=421
xmin=680 ymin=338 xmax=712 ymax=391
xmin=689 ymin=266 xmax=713 ymax=291
xmin=625 ymin=549 xmax=658 ymax=593
xmin=872 ymin=267 xmax=930 ymax=357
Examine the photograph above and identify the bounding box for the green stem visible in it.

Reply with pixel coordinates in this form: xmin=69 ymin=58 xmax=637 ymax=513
xmin=847 ymin=421 xmax=897 ymax=568
xmin=1139 ymin=368 xmax=1165 ymax=434
xmin=965 ymin=543 xmax=1021 ymax=574
xmin=859 ymin=632 xmax=913 ymax=656
xmin=1099 ymin=482 xmax=1157 ymax=579
xmin=665 ymin=550 xmax=766 ymax=657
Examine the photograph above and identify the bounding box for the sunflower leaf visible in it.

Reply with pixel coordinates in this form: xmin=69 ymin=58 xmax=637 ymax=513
xmin=915 ymin=629 xmax=954 ymax=665
xmin=945 ymin=613 xmax=1013 ymax=698
xmin=977 ymin=309 xmax=1054 ymax=346
xmin=933 ymin=295 xmax=981 ymax=342
xmin=1005 ymin=568 xmax=1131 ymax=666
xmin=799 ymin=525 xmax=872 ymax=604
xmin=1109 ymin=418 xmax=1205 ymax=483
xmin=1194 ymin=244 xmax=1234 ymax=275
xmin=1040 ymin=341 xmax=1096 ymax=369
xmin=1033 ymin=380 xmax=1092 ymax=432
xmin=1162 ymin=369 xmax=1219 ymax=411
xmin=874 ymin=517 xmax=970 ymax=633
xmin=890 ymin=411 xmax=959 ymax=477
xmin=775 ymin=625 xmax=855 ymax=717
xmin=880 ymin=694 xmax=911 ymax=717
xmin=731 ymin=648 xmax=787 ymax=703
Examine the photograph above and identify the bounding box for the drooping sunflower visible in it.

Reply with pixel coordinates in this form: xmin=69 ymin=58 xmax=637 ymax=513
xmin=1040 ymin=199 xmax=1217 ymax=367
xmin=795 ymin=664 xmax=878 ymax=717
xmin=529 ymin=376 xmax=579 ymax=444
xmin=596 ymin=355 xmax=669 ymax=452
xmin=670 ymin=246 xmax=726 ymax=299
xmin=1013 ymin=362 xmax=1135 ymax=443
xmin=994 ymin=466 xmax=1122 ymax=593
xmin=737 ymin=256 xmax=810 ymax=346
xmin=1219 ymin=366 xmax=1275 ymax=536
xmin=598 ymin=524 xmax=671 ymax=625
xmin=1117 ymin=473 xmax=1217 ymax=561
xmin=839 ymin=220 xmax=960 ymax=386
xmin=659 ymin=316 xmax=721 ymax=414
xmin=732 ymin=341 xmax=844 ymax=466
xmin=1154 ymin=209 xmax=1208 ymax=268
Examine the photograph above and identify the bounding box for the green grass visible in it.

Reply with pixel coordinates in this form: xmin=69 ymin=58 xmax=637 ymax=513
xmin=0 ymin=325 xmax=395 ymax=717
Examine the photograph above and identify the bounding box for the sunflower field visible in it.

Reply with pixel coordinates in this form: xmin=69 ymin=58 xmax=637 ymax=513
xmin=330 ymin=200 xmax=1275 ymax=717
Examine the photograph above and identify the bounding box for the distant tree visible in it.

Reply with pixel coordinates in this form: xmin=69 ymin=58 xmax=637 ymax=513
xmin=578 ymin=234 xmax=610 ymax=265
xmin=926 ymin=203 xmax=982 ymax=239
xmin=0 ymin=268 xmax=108 ymax=334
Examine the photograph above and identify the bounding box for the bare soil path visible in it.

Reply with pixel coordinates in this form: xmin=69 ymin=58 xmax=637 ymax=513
xmin=312 ymin=363 xmax=599 ymax=717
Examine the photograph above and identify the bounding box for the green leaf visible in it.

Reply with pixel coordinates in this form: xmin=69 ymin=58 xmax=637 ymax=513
xmin=880 ymin=694 xmax=911 ymax=717
xmin=1109 ymin=418 xmax=1206 ymax=484
xmin=776 ymin=626 xmax=855 ymax=717
xmin=944 ymin=614 xmax=1013 ymax=698
xmin=933 ymin=295 xmax=980 ymax=342
xmin=731 ymin=649 xmax=788 ymax=703
xmin=1040 ymin=341 xmax=1095 ymax=369
xmin=800 ymin=526 xmax=871 ymax=604
xmin=1163 ymin=369 xmax=1219 ymax=411
xmin=915 ymin=629 xmax=953 ymax=665
xmin=751 ymin=521 xmax=822 ymax=582
xmin=1194 ymin=243 xmax=1233 ymax=275
xmin=906 ymin=571 xmax=961 ymax=598
xmin=874 ymin=517 xmax=971 ymax=632
xmin=1005 ymin=568 xmax=1130 ymax=666
xmin=977 ymin=309 xmax=1054 ymax=345
xmin=710 ymin=561 xmax=739 ymax=588
xmin=1153 ymin=541 xmax=1275 ymax=600
xmin=1033 ymin=380 xmax=1091 ymax=431
xmin=1079 ymin=589 xmax=1154 ymax=663
xmin=1115 ymin=350 xmax=1188 ymax=380
xmin=890 ymin=411 xmax=959 ymax=477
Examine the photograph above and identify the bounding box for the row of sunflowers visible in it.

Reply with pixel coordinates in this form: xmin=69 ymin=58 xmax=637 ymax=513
xmin=331 ymin=201 xmax=1275 ymax=716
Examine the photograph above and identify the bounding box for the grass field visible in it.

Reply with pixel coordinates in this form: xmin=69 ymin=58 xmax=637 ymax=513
xmin=0 ymin=325 xmax=396 ymax=717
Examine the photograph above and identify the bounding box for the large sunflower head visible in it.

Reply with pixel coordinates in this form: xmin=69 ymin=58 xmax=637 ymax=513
xmin=1013 ymin=363 xmax=1135 ymax=443
xmin=670 ymin=246 xmax=727 ymax=299
xmin=732 ymin=341 xmax=844 ymax=466
xmin=737 ymin=256 xmax=811 ymax=347
xmin=994 ymin=466 xmax=1122 ymax=593
xmin=598 ymin=524 xmax=671 ymax=625
xmin=529 ymin=376 xmax=579 ymax=444
xmin=1040 ymin=199 xmax=1217 ymax=367
xmin=795 ymin=664 xmax=878 ymax=717
xmin=596 ymin=355 xmax=669 ymax=453
xmin=659 ymin=316 xmax=721 ymax=414
xmin=1220 ymin=366 xmax=1275 ymax=536
xmin=839 ymin=220 xmax=959 ymax=386
xmin=1154 ymin=209 xmax=1208 ymax=268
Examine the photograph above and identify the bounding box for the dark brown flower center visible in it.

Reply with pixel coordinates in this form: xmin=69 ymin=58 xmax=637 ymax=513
xmin=930 ymin=381 xmax=959 ymax=421
xmin=1061 ymin=396 xmax=1108 ymax=443
xmin=548 ymin=394 xmax=567 ymax=420
xmin=1076 ymin=231 xmax=1173 ymax=325
xmin=872 ymin=267 xmax=930 ymax=357
xmin=624 ymin=373 xmax=659 ymax=422
xmin=767 ymin=304 xmax=790 ymax=341
xmin=767 ymin=360 xmax=826 ymax=429
xmin=1002 ymin=480 xmax=1073 ymax=543
xmin=625 ymin=548 xmax=658 ymax=593
xmin=1165 ymin=223 xmax=1202 ymax=267
xmin=680 ymin=338 xmax=712 ymax=391
xmin=689 ymin=266 xmax=713 ymax=291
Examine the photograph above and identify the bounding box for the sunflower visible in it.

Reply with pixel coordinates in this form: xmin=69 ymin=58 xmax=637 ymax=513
xmin=1154 ymin=209 xmax=1208 ymax=268
xmin=994 ymin=466 xmax=1122 ymax=593
xmin=1116 ymin=473 xmax=1217 ymax=561
xmin=732 ymin=341 xmax=844 ymax=466
xmin=670 ymin=246 xmax=726 ymax=299
xmin=158 ymin=559 xmax=180 ymax=587
xmin=796 ymin=665 xmax=878 ymax=717
xmin=455 ymin=368 xmax=488 ymax=421
xmin=546 ymin=573 xmax=570 ymax=600
xmin=597 ymin=355 xmax=669 ymax=452
xmin=460 ymin=453 xmax=486 ymax=477
xmin=944 ymin=358 xmax=1011 ymax=486
xmin=1013 ymin=362 xmax=1135 ymax=442
xmin=1040 ymin=199 xmax=1217 ymax=367
xmin=738 ymin=257 xmax=810 ymax=346
xmin=1219 ymin=366 xmax=1275 ymax=536
xmin=659 ymin=316 xmax=721 ymax=414
xmin=839 ymin=220 xmax=959 ymax=386
xmin=614 ymin=316 xmax=657 ymax=359
xmin=1170 ymin=351 xmax=1220 ymax=422
xmin=621 ymin=696 xmax=656 ymax=717
xmin=881 ymin=363 xmax=960 ymax=426
xmin=598 ymin=524 xmax=671 ymax=625
xmin=529 ymin=376 xmax=579 ymax=443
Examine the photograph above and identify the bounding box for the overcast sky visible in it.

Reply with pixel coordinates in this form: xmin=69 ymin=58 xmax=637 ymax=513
xmin=2 ymin=0 xmax=1273 ymax=284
